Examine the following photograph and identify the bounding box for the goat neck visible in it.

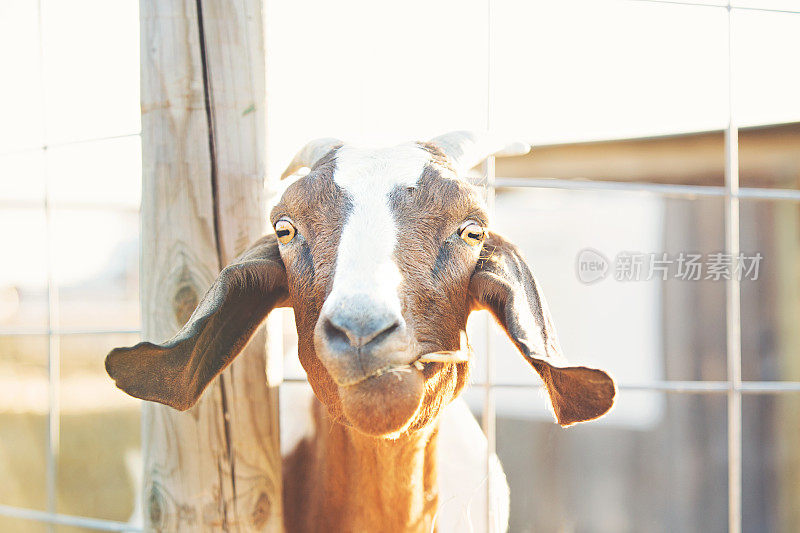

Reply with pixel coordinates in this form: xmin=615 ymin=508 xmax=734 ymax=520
xmin=283 ymin=399 xmax=440 ymax=533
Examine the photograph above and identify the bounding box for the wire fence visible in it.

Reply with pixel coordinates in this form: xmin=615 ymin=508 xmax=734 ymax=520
xmin=2 ymin=0 xmax=800 ymax=531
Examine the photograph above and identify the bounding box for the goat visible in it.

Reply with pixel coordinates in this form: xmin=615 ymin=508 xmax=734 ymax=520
xmin=105 ymin=131 xmax=616 ymax=532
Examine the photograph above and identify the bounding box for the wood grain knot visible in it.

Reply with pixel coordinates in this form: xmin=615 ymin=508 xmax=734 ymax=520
xmin=173 ymin=284 xmax=199 ymax=326
xmin=251 ymin=491 xmax=271 ymax=529
xmin=147 ymin=484 xmax=166 ymax=528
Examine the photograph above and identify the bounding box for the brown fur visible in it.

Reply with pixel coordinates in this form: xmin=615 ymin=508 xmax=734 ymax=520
xmin=271 ymin=156 xmax=352 ymax=424
xmin=283 ymin=399 xmax=439 ymax=533
xmin=469 ymin=232 xmax=616 ymax=426
xmin=271 ymin=156 xmax=482 ymax=438
xmin=105 ymin=141 xmax=616 ymax=532
xmin=105 ymin=234 xmax=289 ymax=411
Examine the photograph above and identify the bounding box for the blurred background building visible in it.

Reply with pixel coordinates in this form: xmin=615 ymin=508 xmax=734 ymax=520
xmin=1 ymin=0 xmax=799 ymax=532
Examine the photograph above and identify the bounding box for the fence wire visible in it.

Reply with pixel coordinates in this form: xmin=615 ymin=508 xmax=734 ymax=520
xmin=2 ymin=0 xmax=800 ymax=531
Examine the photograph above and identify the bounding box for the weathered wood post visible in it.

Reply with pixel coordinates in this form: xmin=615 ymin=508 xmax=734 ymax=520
xmin=140 ymin=1 xmax=281 ymax=530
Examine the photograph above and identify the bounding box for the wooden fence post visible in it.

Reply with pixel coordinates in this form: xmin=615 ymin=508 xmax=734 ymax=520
xmin=140 ymin=0 xmax=281 ymax=530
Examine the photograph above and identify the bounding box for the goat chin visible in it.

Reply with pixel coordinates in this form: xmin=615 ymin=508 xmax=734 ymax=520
xmin=338 ymin=366 xmax=425 ymax=438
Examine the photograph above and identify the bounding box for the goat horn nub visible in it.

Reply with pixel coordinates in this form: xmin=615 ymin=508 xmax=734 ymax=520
xmin=429 ymin=130 xmax=531 ymax=176
xmin=280 ymin=137 xmax=343 ymax=180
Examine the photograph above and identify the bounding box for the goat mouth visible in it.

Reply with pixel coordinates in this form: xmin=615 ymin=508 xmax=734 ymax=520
xmin=334 ymin=347 xmax=471 ymax=437
xmin=336 ymin=350 xmax=469 ymax=388
xmin=337 ymin=363 xmax=421 ymax=388
xmin=338 ymin=364 xmax=426 ymax=437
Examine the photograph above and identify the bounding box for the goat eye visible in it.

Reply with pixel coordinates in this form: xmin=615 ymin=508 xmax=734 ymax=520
xmin=275 ymin=218 xmax=296 ymax=244
xmin=458 ymin=221 xmax=485 ymax=246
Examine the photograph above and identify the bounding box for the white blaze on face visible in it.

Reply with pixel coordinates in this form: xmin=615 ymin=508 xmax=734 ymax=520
xmin=323 ymin=143 xmax=432 ymax=315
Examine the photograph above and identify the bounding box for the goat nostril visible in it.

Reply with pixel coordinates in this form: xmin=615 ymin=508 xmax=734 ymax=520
xmin=369 ymin=321 xmax=400 ymax=347
xmin=324 ymin=318 xmax=351 ymax=349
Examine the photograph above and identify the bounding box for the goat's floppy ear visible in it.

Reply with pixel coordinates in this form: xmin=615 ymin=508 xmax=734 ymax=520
xmin=105 ymin=234 xmax=290 ymax=411
xmin=469 ymin=232 xmax=615 ymax=426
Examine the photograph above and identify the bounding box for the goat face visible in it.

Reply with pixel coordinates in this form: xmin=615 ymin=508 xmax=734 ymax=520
xmin=272 ymin=142 xmax=485 ymax=436
xmin=105 ymin=132 xmax=616 ymax=438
